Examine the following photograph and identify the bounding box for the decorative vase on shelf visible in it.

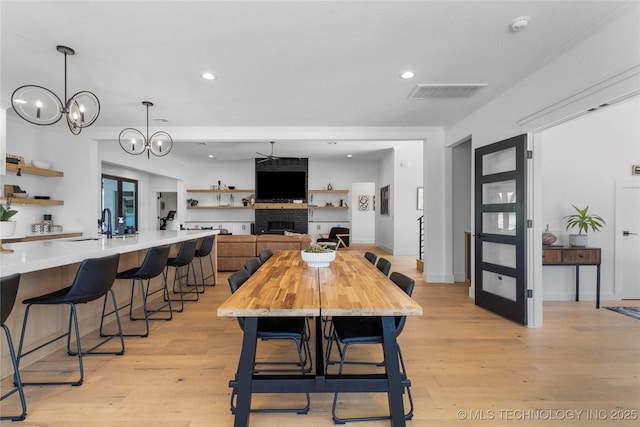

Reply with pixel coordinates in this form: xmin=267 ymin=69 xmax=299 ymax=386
xmin=327 ymin=182 xmax=333 ymax=190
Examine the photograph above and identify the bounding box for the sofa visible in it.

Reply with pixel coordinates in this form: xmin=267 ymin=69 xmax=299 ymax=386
xmin=216 ymin=233 xmax=312 ymax=272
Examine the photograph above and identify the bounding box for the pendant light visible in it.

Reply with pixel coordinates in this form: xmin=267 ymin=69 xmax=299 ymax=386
xmin=11 ymin=45 xmax=100 ymax=135
xmin=119 ymin=101 xmax=173 ymax=158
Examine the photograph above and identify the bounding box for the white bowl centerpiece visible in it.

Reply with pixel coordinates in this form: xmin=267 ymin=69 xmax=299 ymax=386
xmin=301 ymin=243 xmax=336 ymax=268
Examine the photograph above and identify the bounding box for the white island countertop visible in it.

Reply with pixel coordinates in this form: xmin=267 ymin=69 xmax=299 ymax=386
xmin=0 ymin=230 xmax=217 ymax=276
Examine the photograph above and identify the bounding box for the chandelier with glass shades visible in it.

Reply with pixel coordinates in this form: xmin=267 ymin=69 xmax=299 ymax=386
xmin=119 ymin=101 xmax=173 ymax=158
xmin=11 ymin=45 xmax=100 ymax=135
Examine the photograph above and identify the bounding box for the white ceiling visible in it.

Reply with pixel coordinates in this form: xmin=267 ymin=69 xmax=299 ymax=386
xmin=1 ymin=1 xmax=633 ymax=161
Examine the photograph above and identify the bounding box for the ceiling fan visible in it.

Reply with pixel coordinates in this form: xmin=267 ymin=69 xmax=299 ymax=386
xmin=256 ymin=141 xmax=281 ymax=163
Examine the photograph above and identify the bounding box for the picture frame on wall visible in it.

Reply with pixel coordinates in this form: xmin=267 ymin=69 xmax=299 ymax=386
xmin=380 ymin=185 xmax=390 ymax=215
xmin=417 ymin=187 xmax=424 ymax=210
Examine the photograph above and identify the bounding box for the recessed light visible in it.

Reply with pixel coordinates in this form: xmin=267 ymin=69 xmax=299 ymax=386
xmin=347 ymin=154 xmax=353 ymax=158
xmin=208 ymin=154 xmax=215 ymax=158
xmin=201 ymin=72 xmax=216 ymax=80
xmin=400 ymin=71 xmax=415 ymax=79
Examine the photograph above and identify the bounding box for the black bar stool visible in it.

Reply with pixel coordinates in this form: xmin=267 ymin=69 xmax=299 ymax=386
xmin=189 ymin=234 xmax=216 ymax=293
xmin=165 ymin=239 xmax=198 ymax=312
xmin=1 ymin=273 xmax=27 ymax=421
xmin=17 ymin=254 xmax=124 ymax=386
xmin=100 ymin=245 xmax=171 ymax=338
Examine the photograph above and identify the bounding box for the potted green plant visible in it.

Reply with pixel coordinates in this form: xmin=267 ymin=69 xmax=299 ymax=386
xmin=563 ymin=204 xmax=605 ymax=247
xmin=0 ymin=200 xmax=18 ymax=237
xmin=186 ymin=198 xmax=199 ymax=207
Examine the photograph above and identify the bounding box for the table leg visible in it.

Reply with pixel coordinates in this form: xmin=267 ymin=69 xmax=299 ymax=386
xmin=234 ymin=317 xmax=258 ymax=427
xmin=575 ymin=265 xmax=580 ymax=301
xmin=596 ymin=264 xmax=601 ymax=309
xmin=381 ymin=316 xmax=406 ymax=427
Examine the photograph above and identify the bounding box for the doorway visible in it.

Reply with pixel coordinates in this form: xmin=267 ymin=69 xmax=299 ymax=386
xmin=102 ymin=174 xmax=138 ymax=233
xmin=474 ymin=134 xmax=529 ymax=325
xmin=157 ymin=192 xmax=178 ymax=230
xmin=616 ymin=181 xmax=640 ymax=299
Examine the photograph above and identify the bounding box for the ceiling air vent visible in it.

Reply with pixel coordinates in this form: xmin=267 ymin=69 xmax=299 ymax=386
xmin=408 ymin=84 xmax=488 ymax=99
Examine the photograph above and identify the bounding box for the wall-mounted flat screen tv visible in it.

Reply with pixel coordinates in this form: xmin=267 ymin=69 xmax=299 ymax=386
xmin=256 ymin=171 xmax=306 ymax=202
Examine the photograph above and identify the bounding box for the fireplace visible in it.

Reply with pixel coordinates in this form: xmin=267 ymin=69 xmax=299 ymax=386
xmin=268 ymin=221 xmax=295 ymax=232
xmin=255 ymin=209 xmax=308 ymax=235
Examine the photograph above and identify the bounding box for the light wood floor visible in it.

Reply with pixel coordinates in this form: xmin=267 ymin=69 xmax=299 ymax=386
xmin=2 ymin=245 xmax=639 ymax=426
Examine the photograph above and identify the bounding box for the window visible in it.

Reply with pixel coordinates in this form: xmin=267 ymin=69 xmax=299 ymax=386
xmin=102 ymin=174 xmax=138 ymax=233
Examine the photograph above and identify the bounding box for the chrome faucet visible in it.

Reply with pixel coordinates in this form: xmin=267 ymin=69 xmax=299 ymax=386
xmin=101 ymin=208 xmax=113 ymax=239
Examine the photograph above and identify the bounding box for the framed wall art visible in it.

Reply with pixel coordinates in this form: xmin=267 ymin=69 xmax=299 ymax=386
xmin=380 ymin=185 xmax=390 ymax=215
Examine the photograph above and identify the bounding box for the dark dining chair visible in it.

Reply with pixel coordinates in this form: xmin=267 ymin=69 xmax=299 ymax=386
xmin=101 ymin=245 xmax=171 ymax=338
xmin=17 ymin=254 xmax=124 ymax=386
xmin=1 ymin=273 xmax=27 ymax=421
xmin=258 ymin=249 xmax=273 ymax=264
xmin=317 ymin=226 xmax=350 ymax=249
xmin=376 ymin=257 xmax=392 ymax=276
xmin=364 ymin=251 xmax=378 ymax=265
xmin=326 ymin=271 xmax=415 ymax=423
xmin=227 ymin=269 xmax=311 ymax=414
xmin=165 ymin=239 xmax=198 ymax=312
xmin=244 ymin=257 xmax=262 ymax=276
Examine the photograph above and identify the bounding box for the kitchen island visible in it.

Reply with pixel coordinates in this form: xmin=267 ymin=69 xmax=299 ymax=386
xmin=0 ymin=230 xmax=217 ymax=378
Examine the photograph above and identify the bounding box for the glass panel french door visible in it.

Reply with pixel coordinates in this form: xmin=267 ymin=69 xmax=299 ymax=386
xmin=102 ymin=174 xmax=138 ymax=234
xmin=474 ymin=135 xmax=528 ymax=325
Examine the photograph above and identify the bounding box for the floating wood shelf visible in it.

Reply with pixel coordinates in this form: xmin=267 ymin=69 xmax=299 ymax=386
xmin=0 ymin=197 xmax=64 ymax=206
xmin=187 ymin=189 xmax=254 ymax=193
xmin=308 ymin=205 xmax=348 ymax=210
xmin=5 ymin=163 xmax=64 ymax=177
xmin=253 ymin=203 xmax=308 ymax=209
xmin=309 ymin=189 xmax=348 ymax=193
xmin=187 ymin=205 xmax=254 ymax=209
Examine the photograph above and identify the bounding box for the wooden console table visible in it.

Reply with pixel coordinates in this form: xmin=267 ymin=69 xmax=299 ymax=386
xmin=542 ymin=246 xmax=601 ymax=308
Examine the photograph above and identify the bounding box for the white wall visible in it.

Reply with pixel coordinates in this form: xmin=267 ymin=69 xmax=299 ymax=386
xmin=539 ymin=95 xmax=640 ymax=301
xmin=392 ymin=143 xmax=423 ymax=256
xmin=351 ymin=182 xmax=375 ymax=244
xmin=439 ymin=5 xmax=639 ymax=324
xmin=5 ymin=117 xmax=100 ymax=236
xmin=376 ymin=151 xmax=394 ymax=253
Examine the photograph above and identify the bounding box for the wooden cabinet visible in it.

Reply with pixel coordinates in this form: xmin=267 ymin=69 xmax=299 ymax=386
xmin=542 ymin=247 xmax=601 ymax=265
xmin=542 ymin=246 xmax=602 ymax=307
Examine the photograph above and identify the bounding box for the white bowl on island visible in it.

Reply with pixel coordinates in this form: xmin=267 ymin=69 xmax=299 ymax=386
xmin=301 ymin=249 xmax=336 ymax=268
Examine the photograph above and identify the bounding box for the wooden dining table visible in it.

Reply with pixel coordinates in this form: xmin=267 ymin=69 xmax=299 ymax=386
xmin=217 ymin=250 xmax=423 ymax=427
